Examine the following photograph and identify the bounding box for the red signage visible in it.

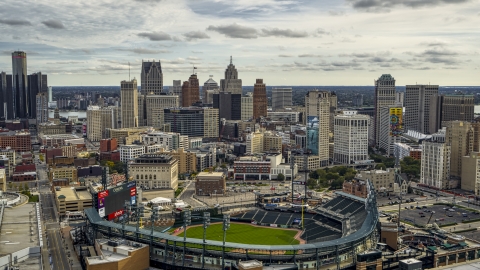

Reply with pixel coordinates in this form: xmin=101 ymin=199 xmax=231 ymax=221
xmin=130 ymin=187 xmax=136 ymax=196
xmin=98 ymin=190 xmax=109 ymax=199
xmin=107 ymin=209 xmax=124 ymax=220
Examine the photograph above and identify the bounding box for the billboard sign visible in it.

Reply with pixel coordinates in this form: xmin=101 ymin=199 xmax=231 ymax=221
xmin=307 ymin=116 xmax=319 ymax=155
xmin=96 ymin=181 xmax=137 ymax=220
xmin=389 ymin=107 xmax=403 ymax=137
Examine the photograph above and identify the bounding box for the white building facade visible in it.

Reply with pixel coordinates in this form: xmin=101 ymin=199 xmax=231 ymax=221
xmin=333 ymin=111 xmax=369 ymax=164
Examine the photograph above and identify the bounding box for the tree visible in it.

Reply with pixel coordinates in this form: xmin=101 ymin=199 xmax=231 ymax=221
xmin=220 ymin=163 xmax=227 ymax=169
xmin=307 ymin=178 xmax=317 ymax=189
xmin=375 ymin=163 xmax=387 ymax=170
xmin=8 ymin=182 xmax=12 ymax=190
xmin=345 ymin=172 xmax=355 ymax=181
xmin=23 ymin=183 xmax=29 ymax=191
xmin=39 ymin=154 xmax=44 ymax=162
xmin=326 ymin=172 xmax=339 ymax=181
xmin=277 ymin=173 xmax=285 ymax=181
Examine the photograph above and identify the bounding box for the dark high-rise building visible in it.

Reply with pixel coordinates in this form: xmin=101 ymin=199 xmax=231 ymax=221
xmin=139 ymin=60 xmax=163 ymax=126
xmin=374 ymin=74 xmax=396 ymax=147
xmin=0 ymin=72 xmax=14 ymax=120
xmin=27 ymin=72 xmax=48 ymax=119
xmin=220 ymin=56 xmax=242 ymax=95
xmin=404 ymin=84 xmax=438 ymax=134
xmin=213 ymin=92 xmax=241 ymax=121
xmin=181 ymin=74 xmax=200 ymax=107
xmin=253 ymin=79 xmax=267 ymax=120
xmin=12 ymin=51 xmax=28 ymax=118
xmin=429 ymin=94 xmax=475 ymax=134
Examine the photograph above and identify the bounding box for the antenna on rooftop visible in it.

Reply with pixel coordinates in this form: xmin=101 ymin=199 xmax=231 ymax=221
xmin=230 ymin=56 xmax=232 ymax=65
xmin=128 ymin=62 xmax=131 ymax=81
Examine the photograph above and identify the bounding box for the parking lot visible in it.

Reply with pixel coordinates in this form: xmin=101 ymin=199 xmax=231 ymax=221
xmin=399 ymin=204 xmax=480 ymax=227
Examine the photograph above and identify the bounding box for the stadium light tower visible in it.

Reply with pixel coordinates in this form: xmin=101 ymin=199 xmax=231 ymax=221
xmin=150 ymin=206 xmax=160 ymax=257
xmin=122 ymin=201 xmax=132 ymax=239
xmin=222 ymin=214 xmax=230 ymax=270
xmin=202 ymin=212 xmax=210 ymax=269
xmin=182 ymin=210 xmax=191 ymax=267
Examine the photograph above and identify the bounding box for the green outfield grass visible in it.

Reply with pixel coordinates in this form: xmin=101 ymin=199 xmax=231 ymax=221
xmin=185 ymin=223 xmax=300 ymax=245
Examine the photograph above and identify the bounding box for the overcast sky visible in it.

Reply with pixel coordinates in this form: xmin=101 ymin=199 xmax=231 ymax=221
xmin=0 ymin=0 xmax=479 ymax=86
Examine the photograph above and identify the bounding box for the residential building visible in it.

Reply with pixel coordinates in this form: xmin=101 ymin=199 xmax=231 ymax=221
xmin=189 ymin=137 xmax=202 ymax=149
xmin=356 ymin=169 xmax=395 ymax=193
xmin=0 ymin=130 xmax=31 ymax=152
xmin=420 ymin=133 xmax=451 ymax=189
xmin=305 ymin=90 xmax=331 ymax=166
xmin=163 ymin=107 xmax=218 ymax=138
xmin=445 ymin=121 xmax=474 ymax=181
xmin=129 ymin=154 xmax=179 ymax=190
xmin=193 ymin=148 xmax=216 ymax=172
xmin=145 ymin=94 xmax=179 ymax=127
xmin=379 ymin=105 xmax=403 ymax=156
xmin=462 ymin=152 xmax=480 ymax=196
xmin=181 ymin=74 xmax=200 ymax=107
xmin=54 ymin=186 xmax=92 ymax=217
xmin=253 ymin=79 xmax=267 ymax=119
xmin=119 ymin=144 xmax=145 ymax=163
xmin=158 ymin=148 xmax=197 ymax=174
xmin=241 ymin=92 xmax=253 ymax=121
xmin=120 ymin=78 xmax=138 ymax=128
xmin=374 ymin=74 xmax=396 ymax=147
xmin=85 ymin=239 xmax=149 ymax=270
xmin=404 ymin=84 xmax=438 ymax=134
xmin=333 ymin=111 xmax=369 ymax=164
xmin=272 ymin=88 xmax=292 ymax=111
xmin=429 ymin=94 xmax=475 ymax=134
xmin=394 ymin=143 xmax=422 ymax=160
xmin=49 ymin=165 xmax=78 ymax=183
xmin=36 ymin=92 xmax=48 ymax=123
xmin=195 ymin=172 xmax=226 ymax=196
xmin=87 ymin=106 xmax=118 ymax=142
xmin=245 ymin=130 xmax=282 ymax=154
xmin=220 ymin=56 xmax=242 ymax=95
xmin=12 ymin=51 xmax=28 ymax=118
xmin=141 ymin=132 xmax=187 ymax=151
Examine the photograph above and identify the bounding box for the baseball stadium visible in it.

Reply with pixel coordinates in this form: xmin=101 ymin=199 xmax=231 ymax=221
xmin=84 ymin=180 xmax=379 ymax=269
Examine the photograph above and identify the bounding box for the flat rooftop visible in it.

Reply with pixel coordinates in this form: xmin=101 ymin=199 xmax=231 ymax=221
xmin=55 ymin=187 xmax=92 ymax=201
xmin=197 ymin=172 xmax=224 ymax=177
xmin=86 ymin=239 xmax=147 ymax=265
xmin=0 ymin=203 xmax=40 ymax=254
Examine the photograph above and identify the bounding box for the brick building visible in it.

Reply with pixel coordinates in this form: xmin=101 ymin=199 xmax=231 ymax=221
xmin=0 ymin=130 xmax=31 ymax=152
xmin=100 ymin=138 xmax=118 ymax=152
xmin=195 ymin=172 xmax=226 ymax=196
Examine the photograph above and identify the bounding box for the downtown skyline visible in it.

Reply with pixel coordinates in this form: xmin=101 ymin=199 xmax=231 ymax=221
xmin=0 ymin=0 xmax=479 ymax=86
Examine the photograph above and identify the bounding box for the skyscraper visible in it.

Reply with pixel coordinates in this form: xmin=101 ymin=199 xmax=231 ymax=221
xmin=12 ymin=51 xmax=28 ymax=118
xmin=169 ymin=80 xmax=182 ymax=101
xmin=253 ymin=79 xmax=267 ymax=119
xmin=271 ymin=88 xmax=292 ymax=111
xmin=181 ymin=74 xmax=200 ymax=107
xmin=0 ymin=72 xmax=14 ymax=120
xmin=333 ymin=111 xmax=369 ymax=164
xmin=445 ymin=121 xmax=474 ymax=182
xmin=140 ymin=60 xmax=163 ymax=126
xmin=421 ymin=132 xmax=451 ymax=189
xmin=305 ymin=90 xmax=332 ymax=167
xmin=379 ymin=105 xmax=403 ymax=156
xmin=404 ymin=84 xmax=438 ymax=134
xmin=27 ymin=72 xmax=48 ymax=119
xmin=121 ymin=78 xmax=138 ymax=128
xmin=429 ymin=94 xmax=475 ymax=134
xmin=220 ymin=56 xmax=242 ymax=94
xmin=374 ymin=74 xmax=396 ymax=147
xmin=203 ymin=75 xmax=219 ymax=102
xmin=36 ymin=92 xmax=48 ymax=124
xmin=241 ymin=92 xmax=253 ymax=121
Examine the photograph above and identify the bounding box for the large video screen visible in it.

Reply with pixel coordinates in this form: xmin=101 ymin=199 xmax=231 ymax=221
xmin=97 ymin=181 xmax=136 ymax=220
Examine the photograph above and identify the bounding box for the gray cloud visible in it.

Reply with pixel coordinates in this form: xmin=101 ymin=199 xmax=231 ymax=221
xmin=0 ymin=19 xmax=31 ymax=26
xmin=339 ymin=53 xmax=375 ymax=58
xmin=183 ymin=31 xmax=210 ymax=41
xmin=298 ymin=54 xmax=321 ymax=58
xmin=329 ymin=10 xmax=346 ymax=16
xmin=261 ymin=28 xmax=308 ymax=38
xmin=425 ymin=57 xmax=460 ymax=65
xmin=316 ymin=28 xmax=330 ymax=35
xmin=117 ymin=48 xmax=171 ymax=54
xmin=279 ymin=54 xmax=293 ymax=57
xmin=138 ymin=31 xmax=172 ymax=41
xmin=42 ymin=20 xmax=65 ymax=29
xmin=421 ymin=41 xmax=447 ymax=47
xmin=207 ymin=23 xmax=258 ymax=39
xmin=348 ymin=0 xmax=471 ymax=12
xmin=420 ymin=49 xmax=458 ymax=56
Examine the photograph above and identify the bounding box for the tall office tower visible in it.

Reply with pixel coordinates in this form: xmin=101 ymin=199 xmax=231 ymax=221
xmin=379 ymin=105 xmax=403 ymax=156
xmin=395 ymin=92 xmax=405 ymax=107
xmin=120 ymin=78 xmax=138 ymax=128
xmin=305 ymin=90 xmax=331 ymax=167
xmin=203 ymin=75 xmax=219 ymax=102
xmin=421 ymin=133 xmax=451 ymax=189
xmin=271 ymin=88 xmax=292 ymax=111
xmin=404 ymin=84 xmax=438 ymax=134
xmin=253 ymin=79 xmax=267 ymax=119
xmin=145 ymin=94 xmax=179 ymax=127
xmin=163 ymin=107 xmax=218 ymax=138
xmin=140 ymin=60 xmax=163 ymax=95
xmin=374 ymin=74 xmax=396 ymax=147
xmin=429 ymin=94 xmax=475 ymax=134
xmin=48 ymin=86 xmax=53 ymax=102
xmin=27 ymin=72 xmax=48 ymax=119
xmin=213 ymin=92 xmax=241 ymax=120
xmin=0 ymin=72 xmax=14 ymax=120
xmin=181 ymin=74 xmax=200 ymax=107
xmin=445 ymin=121 xmax=474 ymax=182
xmin=474 ymin=118 xmax=480 ymax=152
xmin=169 ymin=80 xmax=182 ymax=102
xmin=36 ymin=92 xmax=48 ymax=123
xmin=241 ymin=92 xmax=253 ymax=121
xmin=220 ymin=57 xmax=242 ymax=95
xmin=87 ymin=106 xmax=116 ymax=141
xmin=12 ymin=51 xmax=28 ymax=118
xmin=333 ymin=111 xmax=369 ymax=164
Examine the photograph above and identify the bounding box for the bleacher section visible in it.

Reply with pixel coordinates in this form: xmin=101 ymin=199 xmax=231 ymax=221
xmin=301 ymin=219 xmax=341 ymax=242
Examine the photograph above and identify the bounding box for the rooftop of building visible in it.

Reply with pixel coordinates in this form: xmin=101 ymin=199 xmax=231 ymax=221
xmin=238 ymin=260 xmax=263 ymax=269
xmin=133 ymin=153 xmax=173 ymax=163
xmin=55 ymin=186 xmax=92 ymax=201
xmin=197 ymin=171 xmax=224 ymax=178
xmin=40 ymin=133 xmax=80 ymax=139
xmin=86 ymin=238 xmax=147 ymax=265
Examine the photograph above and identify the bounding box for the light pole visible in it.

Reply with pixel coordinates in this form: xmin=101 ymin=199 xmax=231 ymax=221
xmin=202 ymin=212 xmax=210 ymax=269
xmin=240 ymin=198 xmax=243 ymax=211
xmin=182 ymin=210 xmax=191 ymax=267
xmin=214 ymin=190 xmax=217 ymax=204
xmin=222 ymin=214 xmax=230 ymax=270
xmin=150 ymin=206 xmax=160 ymax=257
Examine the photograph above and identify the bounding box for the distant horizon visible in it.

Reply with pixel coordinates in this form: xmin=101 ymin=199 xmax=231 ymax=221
xmin=50 ymin=85 xmax=480 ymax=88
